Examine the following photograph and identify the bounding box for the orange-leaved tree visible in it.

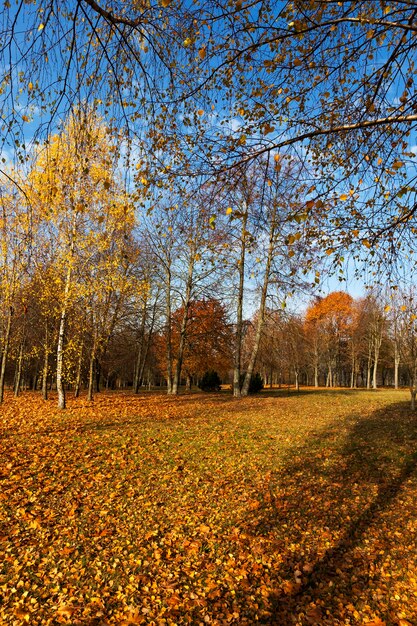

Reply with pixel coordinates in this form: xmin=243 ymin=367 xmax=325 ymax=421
xmin=305 ymin=292 xmax=353 ymax=387
xmin=156 ymin=298 xmax=232 ymax=390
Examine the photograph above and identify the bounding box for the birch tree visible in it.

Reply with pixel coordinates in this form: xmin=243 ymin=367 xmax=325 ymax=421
xmin=0 ymin=186 xmax=32 ymax=402
xmin=28 ymin=108 xmax=131 ymax=408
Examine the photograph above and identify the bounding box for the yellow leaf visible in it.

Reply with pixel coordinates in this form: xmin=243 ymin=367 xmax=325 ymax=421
xmin=339 ymin=194 xmax=348 ymax=201
xmin=392 ymin=160 xmax=404 ymax=169
xmin=226 ymin=207 xmax=233 ymax=215
xmin=38 ymin=23 xmax=44 ymax=31
xmin=14 ymin=608 xmax=30 ymax=622
xmin=362 ymin=239 xmax=371 ymax=248
xmin=183 ymin=37 xmax=193 ymax=47
xmin=199 ymin=524 xmax=211 ymax=533
xmin=56 ymin=605 xmax=76 ymax=619
xmin=282 ymin=580 xmax=301 ymax=595
xmin=384 ymin=305 xmax=391 ymax=312
xmin=160 ymin=0 xmax=172 ymax=5
xmin=197 ymin=109 xmax=204 ymax=116
xmin=198 ymin=47 xmax=206 ymax=60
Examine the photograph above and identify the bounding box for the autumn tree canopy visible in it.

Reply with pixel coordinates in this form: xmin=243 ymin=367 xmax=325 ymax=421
xmin=1 ymin=1 xmax=417 ymax=270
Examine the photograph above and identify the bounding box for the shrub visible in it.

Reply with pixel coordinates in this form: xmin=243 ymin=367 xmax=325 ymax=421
xmin=248 ymin=372 xmax=264 ymax=393
xmin=199 ymin=370 xmax=221 ymax=392
xmin=239 ymin=372 xmax=264 ymax=393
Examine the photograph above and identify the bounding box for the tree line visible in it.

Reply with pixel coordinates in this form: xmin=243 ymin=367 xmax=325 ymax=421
xmin=1 ymin=109 xmax=317 ymax=407
xmin=2 ymin=113 xmax=417 ymax=406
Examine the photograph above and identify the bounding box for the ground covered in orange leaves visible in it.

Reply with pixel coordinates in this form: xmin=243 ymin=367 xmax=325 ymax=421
xmin=1 ymin=388 xmax=417 ymax=625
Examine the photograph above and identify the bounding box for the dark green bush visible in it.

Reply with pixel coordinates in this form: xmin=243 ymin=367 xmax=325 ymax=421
xmin=199 ymin=370 xmax=221 ymax=392
xmin=249 ymin=372 xmax=264 ymax=393
xmin=239 ymin=372 xmax=264 ymax=393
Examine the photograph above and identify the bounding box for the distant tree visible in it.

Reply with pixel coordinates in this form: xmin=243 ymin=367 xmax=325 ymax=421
xmin=306 ymin=292 xmax=353 ymax=388
xmin=161 ymin=298 xmax=232 ymax=391
xmin=145 ymin=186 xmax=228 ymax=395
xmin=394 ymin=292 xmax=417 ymax=409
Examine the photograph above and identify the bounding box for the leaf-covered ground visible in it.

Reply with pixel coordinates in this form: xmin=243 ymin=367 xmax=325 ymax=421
xmin=1 ymin=389 xmax=417 ymax=625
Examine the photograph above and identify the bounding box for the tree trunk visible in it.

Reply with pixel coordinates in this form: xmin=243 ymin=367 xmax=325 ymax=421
xmin=172 ymin=252 xmax=195 ymax=396
xmin=137 ymin=295 xmax=158 ymax=393
xmin=14 ymin=337 xmax=24 ymax=397
xmin=133 ymin=342 xmax=143 ymax=392
xmin=350 ymin=352 xmax=356 ymax=389
xmin=233 ymin=207 xmax=248 ymax=398
xmin=57 ymin=241 xmax=77 ymax=409
xmin=185 ymin=372 xmax=191 ymax=392
xmin=56 ymin=301 xmax=68 ymax=410
xmin=74 ymin=342 xmax=84 ymax=398
xmin=314 ymin=362 xmax=319 ymax=388
xmin=327 ymin=364 xmax=333 ymax=388
xmin=95 ymin=358 xmax=101 ymax=393
xmin=0 ymin=306 xmax=13 ymax=403
xmin=133 ymin=296 xmax=148 ymax=393
xmin=372 ymin=337 xmax=381 ymax=389
xmin=366 ymin=342 xmax=372 ymax=390
xmin=42 ymin=326 xmax=49 ymax=400
xmin=394 ymin=343 xmax=400 ymax=389
xmin=165 ymin=268 xmax=173 ymax=394
xmin=32 ymin=367 xmax=38 ymax=391
xmin=241 ymin=204 xmax=276 ymax=397
xmin=87 ymin=341 xmax=96 ymax=401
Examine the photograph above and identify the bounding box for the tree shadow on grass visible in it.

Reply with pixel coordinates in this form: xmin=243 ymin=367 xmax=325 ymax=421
xmin=240 ymin=401 xmax=417 ymax=625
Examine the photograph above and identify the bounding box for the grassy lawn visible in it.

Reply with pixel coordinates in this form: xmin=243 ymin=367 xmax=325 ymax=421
xmin=1 ymin=389 xmax=417 ymax=625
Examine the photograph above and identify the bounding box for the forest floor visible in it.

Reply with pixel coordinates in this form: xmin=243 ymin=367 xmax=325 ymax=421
xmin=1 ymin=388 xmax=417 ymax=626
